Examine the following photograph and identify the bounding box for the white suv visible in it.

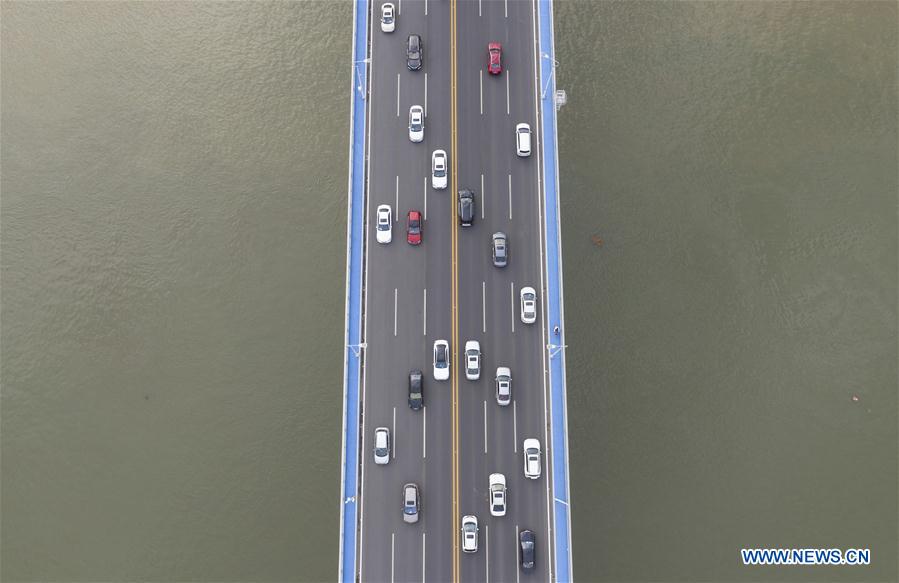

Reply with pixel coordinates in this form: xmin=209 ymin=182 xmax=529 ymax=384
xmin=431 ymin=149 xmax=447 ymax=190
xmin=464 ymin=340 xmax=481 ymax=381
xmin=523 ymin=438 xmax=541 ymax=479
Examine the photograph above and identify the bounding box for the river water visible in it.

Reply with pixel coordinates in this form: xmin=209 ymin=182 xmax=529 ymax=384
xmin=1 ymin=1 xmax=895 ymax=582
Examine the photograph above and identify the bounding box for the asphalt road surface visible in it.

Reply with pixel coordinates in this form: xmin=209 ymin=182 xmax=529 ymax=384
xmin=358 ymin=1 xmax=554 ymax=581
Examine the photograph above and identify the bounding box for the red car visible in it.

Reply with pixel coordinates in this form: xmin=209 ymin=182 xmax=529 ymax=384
xmin=487 ymin=42 xmax=502 ymax=75
xmin=406 ymin=210 xmax=422 ymax=245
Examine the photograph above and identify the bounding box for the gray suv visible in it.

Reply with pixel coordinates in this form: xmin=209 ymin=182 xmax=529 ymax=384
xmin=492 ymin=232 xmax=507 ymax=267
xmin=406 ymin=34 xmax=422 ymax=70
xmin=458 ymin=189 xmax=475 ymax=227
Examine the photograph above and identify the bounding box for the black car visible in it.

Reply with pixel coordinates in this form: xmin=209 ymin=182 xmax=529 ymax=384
xmin=519 ymin=529 xmax=535 ymax=571
xmin=408 ymin=369 xmax=423 ymax=410
xmin=406 ymin=34 xmax=422 ymax=71
xmin=458 ymin=189 xmax=475 ymax=227
xmin=492 ymin=232 xmax=507 ymax=267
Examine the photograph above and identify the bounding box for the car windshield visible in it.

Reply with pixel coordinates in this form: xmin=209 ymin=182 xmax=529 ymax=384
xmin=376 ymin=447 xmax=387 ymax=455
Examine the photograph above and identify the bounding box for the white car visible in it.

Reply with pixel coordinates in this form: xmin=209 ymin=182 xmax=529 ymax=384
xmin=523 ymin=438 xmax=541 ymax=479
xmin=376 ymin=204 xmax=392 ymax=244
xmin=495 ymin=367 xmax=511 ymax=406
xmin=431 ymin=149 xmax=447 ymax=190
xmin=408 ymin=105 xmax=424 ymax=143
xmin=520 ymin=286 xmax=537 ymax=324
xmin=464 ymin=340 xmax=481 ymax=381
xmin=489 ymin=473 xmax=506 ymax=517
xmin=374 ymin=427 xmax=390 ymax=465
xmin=461 ymin=515 xmax=478 ymax=552
xmin=515 ymin=122 xmax=532 ymax=157
xmin=380 ymin=2 xmax=395 ymax=32
xmin=433 ymin=339 xmax=450 ymax=381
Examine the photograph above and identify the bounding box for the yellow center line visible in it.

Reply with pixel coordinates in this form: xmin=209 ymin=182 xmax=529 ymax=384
xmin=450 ymin=0 xmax=459 ymax=581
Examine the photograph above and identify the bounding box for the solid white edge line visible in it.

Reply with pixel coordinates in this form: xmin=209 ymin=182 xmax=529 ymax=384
xmin=530 ymin=0 xmax=554 ymax=578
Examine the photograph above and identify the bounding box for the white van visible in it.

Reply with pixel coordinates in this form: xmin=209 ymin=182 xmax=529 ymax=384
xmin=515 ymin=123 xmax=531 ymax=157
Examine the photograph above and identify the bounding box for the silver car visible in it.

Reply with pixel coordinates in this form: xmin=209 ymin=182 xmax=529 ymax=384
xmin=403 ymin=483 xmax=420 ymax=523
xmin=495 ymin=367 xmax=511 ymax=406
xmin=492 ymin=232 xmax=507 ymax=267
xmin=408 ymin=105 xmax=424 ymax=143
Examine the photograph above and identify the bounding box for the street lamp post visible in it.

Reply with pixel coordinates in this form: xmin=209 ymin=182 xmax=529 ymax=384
xmin=540 ymin=52 xmax=559 ymax=100
xmin=353 ymin=58 xmax=371 ymax=100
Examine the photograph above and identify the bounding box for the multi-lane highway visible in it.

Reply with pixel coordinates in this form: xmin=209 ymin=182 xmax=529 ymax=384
xmin=357 ymin=0 xmax=555 ymax=581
